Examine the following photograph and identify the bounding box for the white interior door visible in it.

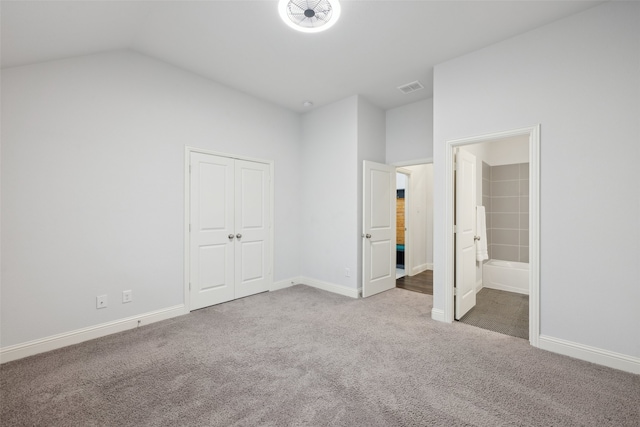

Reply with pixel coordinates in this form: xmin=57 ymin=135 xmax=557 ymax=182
xmin=190 ymin=153 xmax=271 ymax=310
xmin=234 ymin=160 xmax=270 ymax=299
xmin=363 ymin=160 xmax=396 ymax=298
xmin=190 ymin=152 xmax=235 ymax=310
xmin=455 ymin=148 xmax=477 ymax=319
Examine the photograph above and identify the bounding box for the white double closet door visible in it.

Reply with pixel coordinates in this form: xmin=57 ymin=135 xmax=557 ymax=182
xmin=189 ymin=152 xmax=271 ymax=310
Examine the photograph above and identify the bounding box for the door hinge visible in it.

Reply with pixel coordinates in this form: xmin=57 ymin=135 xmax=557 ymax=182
xmin=453 ymin=287 xmax=457 ymax=296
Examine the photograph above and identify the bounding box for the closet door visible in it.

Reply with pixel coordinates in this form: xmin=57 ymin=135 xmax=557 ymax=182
xmin=190 ymin=152 xmax=235 ymax=310
xmin=189 ymin=152 xmax=271 ymax=310
xmin=234 ymin=160 xmax=270 ymax=299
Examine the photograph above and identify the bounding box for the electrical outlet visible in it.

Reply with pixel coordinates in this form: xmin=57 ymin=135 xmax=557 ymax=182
xmin=96 ymin=295 xmax=108 ymax=309
xmin=345 ymin=268 xmax=351 ymax=277
xmin=122 ymin=290 xmax=132 ymax=303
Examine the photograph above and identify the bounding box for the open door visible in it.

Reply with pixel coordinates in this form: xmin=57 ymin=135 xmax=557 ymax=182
xmin=455 ymin=148 xmax=477 ymax=319
xmin=362 ymin=160 xmax=396 ymax=298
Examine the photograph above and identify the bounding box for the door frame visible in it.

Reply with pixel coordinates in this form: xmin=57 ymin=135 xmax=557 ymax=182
xmin=183 ymin=146 xmax=274 ymax=312
xmin=391 ymin=158 xmax=434 ymax=276
xmin=443 ymin=125 xmax=540 ymax=347
xmin=396 ymin=168 xmax=412 ymax=276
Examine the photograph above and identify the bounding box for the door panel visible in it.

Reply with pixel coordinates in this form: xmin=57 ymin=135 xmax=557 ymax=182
xmin=363 ymin=161 xmax=396 ymax=298
xmin=239 ymin=167 xmax=265 ymax=228
xmin=455 ymin=149 xmax=477 ymax=319
xmin=198 ymin=245 xmax=227 ymax=290
xmin=198 ymin=162 xmax=228 ymax=230
xmin=371 ymin=169 xmax=392 ymax=228
xmin=371 ymin=240 xmax=392 ymax=280
xmin=234 ymin=160 xmax=270 ymax=299
xmin=190 ymin=153 xmax=235 ymax=310
xmin=240 ymin=241 xmax=264 ymax=282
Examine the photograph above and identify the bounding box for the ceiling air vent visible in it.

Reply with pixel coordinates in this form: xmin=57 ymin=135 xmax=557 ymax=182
xmin=397 ymin=81 xmax=424 ymax=95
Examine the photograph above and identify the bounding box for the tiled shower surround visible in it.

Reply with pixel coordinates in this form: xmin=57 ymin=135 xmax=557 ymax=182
xmin=482 ymin=162 xmax=529 ymax=263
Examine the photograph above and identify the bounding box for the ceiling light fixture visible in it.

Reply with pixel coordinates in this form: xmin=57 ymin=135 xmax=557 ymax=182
xmin=278 ymin=0 xmax=342 ymax=33
xmin=302 ymin=100 xmax=314 ymax=107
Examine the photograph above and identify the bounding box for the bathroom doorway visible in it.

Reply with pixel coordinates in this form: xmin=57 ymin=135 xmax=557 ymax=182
xmin=445 ymin=126 xmax=540 ymax=343
xmin=456 ymin=141 xmax=529 ymax=338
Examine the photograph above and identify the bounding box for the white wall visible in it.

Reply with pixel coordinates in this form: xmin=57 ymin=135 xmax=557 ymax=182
xmin=424 ymin=164 xmax=433 ymax=269
xmin=299 ymin=95 xmax=385 ymax=293
xmin=403 ymin=164 xmax=433 ymax=273
xmin=433 ymin=2 xmax=640 ymax=358
xmin=396 ymin=173 xmax=407 ymax=190
xmin=386 ymin=98 xmax=433 ymax=164
xmin=300 ymin=96 xmax=359 ymax=290
xmin=1 ymin=50 xmax=302 ymax=348
xmin=356 ymin=97 xmax=386 ymax=288
xmin=386 ymin=99 xmax=434 ymax=273
xmin=386 ymin=99 xmax=434 ymax=274
xmin=484 ymin=136 xmax=528 ymax=166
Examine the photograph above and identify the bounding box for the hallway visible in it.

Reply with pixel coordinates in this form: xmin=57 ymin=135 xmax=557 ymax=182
xmin=396 ymin=270 xmax=433 ymax=295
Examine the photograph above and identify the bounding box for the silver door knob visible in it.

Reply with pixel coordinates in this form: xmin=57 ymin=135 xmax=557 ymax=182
xmin=474 ymin=235 xmax=481 ymax=241
xmin=228 ymin=234 xmax=235 ymax=240
xmin=365 ymin=234 xmax=371 ymax=239
xmin=236 ymin=233 xmax=242 ymax=239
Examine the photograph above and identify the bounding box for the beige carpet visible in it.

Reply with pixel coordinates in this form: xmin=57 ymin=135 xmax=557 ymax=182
xmin=1 ymin=285 xmax=638 ymax=426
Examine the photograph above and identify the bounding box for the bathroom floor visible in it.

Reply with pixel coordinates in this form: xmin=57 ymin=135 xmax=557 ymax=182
xmin=458 ymin=288 xmax=529 ymax=339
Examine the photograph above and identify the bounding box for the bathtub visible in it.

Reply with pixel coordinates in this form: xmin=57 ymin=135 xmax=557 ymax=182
xmin=482 ymin=260 xmax=529 ymax=295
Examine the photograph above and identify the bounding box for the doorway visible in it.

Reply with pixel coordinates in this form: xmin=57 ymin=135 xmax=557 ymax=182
xmin=444 ymin=126 xmax=540 ymax=346
xmin=393 ymin=163 xmax=434 ymax=295
xmin=395 ymin=170 xmax=409 ymax=279
xmin=362 ymin=160 xmax=433 ymax=299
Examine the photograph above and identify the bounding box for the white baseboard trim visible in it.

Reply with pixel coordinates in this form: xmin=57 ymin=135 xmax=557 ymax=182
xmin=475 ymin=280 xmax=483 ymax=293
xmin=431 ymin=308 xmax=446 ymax=322
xmin=539 ymin=335 xmax=640 ymax=375
xmin=0 ymin=305 xmax=187 ymax=364
xmin=411 ymin=263 xmax=429 ymax=276
xmin=299 ymin=276 xmax=359 ymax=299
xmin=484 ymin=283 xmax=529 ymax=295
xmin=270 ymin=277 xmax=301 ymax=292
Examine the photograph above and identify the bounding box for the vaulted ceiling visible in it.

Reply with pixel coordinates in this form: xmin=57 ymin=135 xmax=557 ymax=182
xmin=1 ymin=1 xmax=604 ymax=112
